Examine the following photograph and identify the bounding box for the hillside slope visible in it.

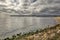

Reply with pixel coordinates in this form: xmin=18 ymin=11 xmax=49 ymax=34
xmin=4 ymin=24 xmax=60 ymax=40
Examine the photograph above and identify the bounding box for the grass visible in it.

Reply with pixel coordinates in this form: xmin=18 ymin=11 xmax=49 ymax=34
xmin=3 ymin=24 xmax=60 ymax=40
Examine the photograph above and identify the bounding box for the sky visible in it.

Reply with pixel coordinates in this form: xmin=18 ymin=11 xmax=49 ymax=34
xmin=0 ymin=0 xmax=60 ymax=15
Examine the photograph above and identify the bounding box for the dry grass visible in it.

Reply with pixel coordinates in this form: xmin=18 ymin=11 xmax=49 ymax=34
xmin=4 ymin=24 xmax=60 ymax=40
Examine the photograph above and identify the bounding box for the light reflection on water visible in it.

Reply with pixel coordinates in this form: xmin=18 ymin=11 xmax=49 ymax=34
xmin=0 ymin=16 xmax=60 ymax=38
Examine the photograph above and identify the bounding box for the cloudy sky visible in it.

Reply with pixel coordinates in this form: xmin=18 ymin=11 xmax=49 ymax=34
xmin=0 ymin=0 xmax=60 ymax=15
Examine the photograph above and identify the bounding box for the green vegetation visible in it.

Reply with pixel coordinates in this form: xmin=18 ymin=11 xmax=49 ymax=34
xmin=3 ymin=24 xmax=60 ymax=40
